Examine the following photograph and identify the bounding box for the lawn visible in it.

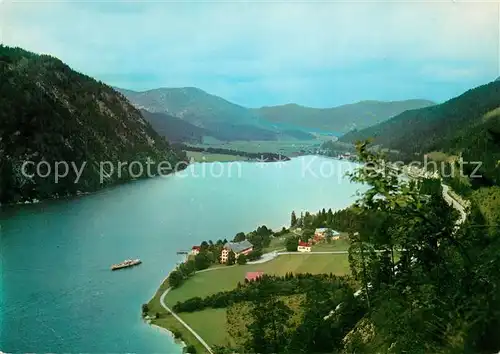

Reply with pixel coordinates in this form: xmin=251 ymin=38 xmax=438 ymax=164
xmin=179 ymin=308 xmax=234 ymax=348
xmin=174 ymin=295 xmax=307 ymax=349
xmin=312 ymin=237 xmax=350 ymax=252
xmin=148 ymin=253 xmax=350 ymax=352
xmin=164 ymin=253 xmax=350 ymax=306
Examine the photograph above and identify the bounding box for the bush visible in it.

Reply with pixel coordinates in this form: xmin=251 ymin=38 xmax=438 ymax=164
xmin=172 ymin=273 xmax=347 ymax=313
xmin=194 ymin=252 xmax=211 ymax=270
xmin=172 ymin=330 xmax=182 ymax=339
xmin=237 ymin=254 xmax=247 ymax=265
xmin=141 ymin=303 xmax=149 ymax=314
xmin=184 ymin=344 xmax=197 ymax=353
xmin=285 ymin=236 xmax=299 ymax=252
xmin=247 ymin=248 xmax=263 ymax=261
xmin=168 ymin=270 xmax=184 ymax=288
xmin=227 ymin=251 xmax=236 ymax=265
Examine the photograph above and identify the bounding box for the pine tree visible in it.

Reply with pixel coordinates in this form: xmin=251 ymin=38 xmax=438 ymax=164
xmin=291 ymin=211 xmax=297 ymax=227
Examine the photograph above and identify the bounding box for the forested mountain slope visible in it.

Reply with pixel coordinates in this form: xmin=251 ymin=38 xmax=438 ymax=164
xmin=140 ymin=109 xmax=209 ymax=143
xmin=254 ymin=99 xmax=435 ymax=133
xmin=0 ymin=45 xmax=184 ymax=204
xmin=340 ymin=80 xmax=500 ymax=155
xmin=340 ymin=80 xmax=500 ymax=185
xmin=116 ymin=87 xmax=285 ymax=141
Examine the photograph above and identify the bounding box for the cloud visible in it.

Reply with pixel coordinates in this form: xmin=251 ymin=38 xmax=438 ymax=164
xmin=1 ymin=0 xmax=499 ymax=106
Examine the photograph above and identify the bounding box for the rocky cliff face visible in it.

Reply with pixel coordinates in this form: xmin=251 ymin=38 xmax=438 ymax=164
xmin=0 ymin=45 xmax=185 ymax=204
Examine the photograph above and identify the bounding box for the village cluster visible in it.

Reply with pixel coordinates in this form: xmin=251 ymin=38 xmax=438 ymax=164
xmin=189 ymin=227 xmax=341 ymax=282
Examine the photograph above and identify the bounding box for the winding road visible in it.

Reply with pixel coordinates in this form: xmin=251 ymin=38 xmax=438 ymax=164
xmin=160 ymin=283 xmax=215 ymax=353
xmin=442 ymin=184 xmax=468 ymax=225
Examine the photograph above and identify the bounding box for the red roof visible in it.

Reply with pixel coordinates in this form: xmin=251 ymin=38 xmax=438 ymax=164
xmin=298 ymin=241 xmax=311 ymax=247
xmin=192 ymin=246 xmax=201 ymax=250
xmin=245 ymin=271 xmax=264 ymax=281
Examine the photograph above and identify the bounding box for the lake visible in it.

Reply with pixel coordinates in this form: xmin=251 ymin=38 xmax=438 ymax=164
xmin=0 ymin=156 xmax=362 ymax=352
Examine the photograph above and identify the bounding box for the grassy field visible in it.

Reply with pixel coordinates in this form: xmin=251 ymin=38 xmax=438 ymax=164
xmin=147 ymin=278 xmax=212 ymax=354
xmin=165 ymin=253 xmax=350 ymax=306
xmin=312 ymin=237 xmax=350 ymax=252
xmin=186 ymin=151 xmax=247 ymax=162
xmin=148 ymin=253 xmax=350 ymax=353
xmin=425 ymin=151 xmax=458 ymax=163
xmin=173 ymin=295 xmax=307 ymax=349
xmin=180 ymin=309 xmax=234 ymax=348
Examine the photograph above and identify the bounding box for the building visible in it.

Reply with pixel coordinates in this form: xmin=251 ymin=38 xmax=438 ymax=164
xmin=331 ymin=231 xmax=341 ymax=241
xmin=245 ymin=271 xmax=264 ymax=282
xmin=191 ymin=246 xmax=201 ymax=256
xmin=220 ymin=240 xmax=253 ymax=263
xmin=314 ymin=228 xmax=340 ymax=242
xmin=314 ymin=228 xmax=329 ymax=239
xmin=297 ymin=241 xmax=311 ymax=252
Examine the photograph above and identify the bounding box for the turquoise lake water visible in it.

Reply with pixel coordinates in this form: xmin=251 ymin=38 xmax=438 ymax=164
xmin=0 ymin=156 xmax=362 ymax=353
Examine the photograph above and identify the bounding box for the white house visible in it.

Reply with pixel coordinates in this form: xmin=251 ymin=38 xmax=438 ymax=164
xmin=297 ymin=241 xmax=311 ymax=252
xmin=220 ymin=240 xmax=253 ymax=263
xmin=314 ymin=228 xmax=340 ymax=241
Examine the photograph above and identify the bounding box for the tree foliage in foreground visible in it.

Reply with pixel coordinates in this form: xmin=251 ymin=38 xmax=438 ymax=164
xmin=216 ymin=141 xmax=500 ymax=354
xmin=344 ymin=141 xmax=500 ymax=353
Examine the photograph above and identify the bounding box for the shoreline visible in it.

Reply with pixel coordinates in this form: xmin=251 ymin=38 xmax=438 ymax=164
xmin=144 ymin=253 xmax=190 ymax=353
xmin=0 ymin=154 xmax=348 ymax=209
xmin=150 ymin=323 xmax=187 ymax=352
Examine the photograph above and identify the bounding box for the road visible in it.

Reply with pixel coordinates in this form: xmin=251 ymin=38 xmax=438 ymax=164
xmin=442 ymin=184 xmax=467 ymax=225
xmin=156 ymin=250 xmax=286 ymax=353
xmin=247 ymin=249 xmax=283 ymax=264
xmin=159 ymin=287 xmax=214 ymax=354
xmin=278 ymin=250 xmax=350 ymax=255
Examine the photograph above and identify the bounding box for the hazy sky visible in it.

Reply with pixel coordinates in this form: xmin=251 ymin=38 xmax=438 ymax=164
xmin=1 ymin=0 xmax=499 ymax=108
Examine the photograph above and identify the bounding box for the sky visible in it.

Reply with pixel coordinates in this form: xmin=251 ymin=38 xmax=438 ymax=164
xmin=1 ymin=0 xmax=500 ymax=108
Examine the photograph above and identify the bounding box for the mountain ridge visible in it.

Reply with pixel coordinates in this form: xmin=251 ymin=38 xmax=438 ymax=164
xmin=253 ymin=99 xmax=436 ymax=132
xmin=339 ymin=79 xmax=500 ymax=185
xmin=117 ymin=86 xmax=435 ymax=138
xmin=116 ymin=87 xmax=315 ymax=141
xmin=0 ymin=45 xmax=185 ymax=204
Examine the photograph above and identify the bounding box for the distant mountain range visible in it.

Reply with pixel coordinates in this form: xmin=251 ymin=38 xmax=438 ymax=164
xmin=253 ymin=100 xmax=435 ymax=133
xmin=116 ymin=87 xmax=307 ymax=141
xmin=116 ymin=87 xmax=434 ymax=142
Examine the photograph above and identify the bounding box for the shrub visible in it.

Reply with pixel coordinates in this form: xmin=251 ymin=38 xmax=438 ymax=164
xmin=247 ymin=248 xmax=263 ymax=261
xmin=285 ymin=236 xmax=299 ymax=252
xmin=237 ymin=254 xmax=247 ymax=265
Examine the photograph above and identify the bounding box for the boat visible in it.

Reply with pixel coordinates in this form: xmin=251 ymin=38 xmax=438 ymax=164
xmin=111 ymin=258 xmax=142 ymax=271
